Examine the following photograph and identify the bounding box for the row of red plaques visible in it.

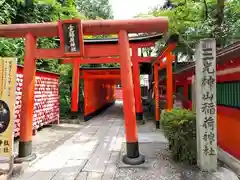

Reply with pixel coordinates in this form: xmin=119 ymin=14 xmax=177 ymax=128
xmin=14 ymin=74 xmax=60 ymax=137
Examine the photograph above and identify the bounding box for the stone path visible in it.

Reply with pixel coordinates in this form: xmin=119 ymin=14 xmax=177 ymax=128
xmin=13 ymin=101 xmax=239 ymax=180
xmin=13 ymin=102 xmax=125 ymax=180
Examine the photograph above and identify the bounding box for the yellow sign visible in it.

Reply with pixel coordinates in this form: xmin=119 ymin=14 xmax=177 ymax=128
xmin=0 ymin=57 xmax=17 ymax=162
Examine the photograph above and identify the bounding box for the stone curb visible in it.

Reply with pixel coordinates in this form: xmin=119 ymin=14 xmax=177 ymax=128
xmin=218 ymin=147 xmax=240 ymax=178
xmin=0 ymin=162 xmax=28 ymax=179
xmin=12 ymin=162 xmax=28 ymax=177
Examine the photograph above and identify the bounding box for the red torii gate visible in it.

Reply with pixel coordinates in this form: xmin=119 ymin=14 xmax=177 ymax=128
xmin=0 ymin=18 xmax=168 ymax=165
xmin=151 ymin=38 xmax=178 ymax=129
xmin=60 ymin=34 xmax=162 ymax=121
xmin=79 ymin=67 xmax=121 ymax=120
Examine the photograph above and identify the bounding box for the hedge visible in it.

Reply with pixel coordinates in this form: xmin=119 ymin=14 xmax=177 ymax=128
xmin=161 ymin=108 xmax=197 ymax=165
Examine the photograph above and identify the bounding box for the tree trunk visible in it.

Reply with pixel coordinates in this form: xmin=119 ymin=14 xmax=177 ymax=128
xmin=216 ymin=0 xmax=225 ymax=26
xmin=215 ymin=0 xmax=225 ymax=48
xmin=25 ymin=0 xmax=33 ymax=7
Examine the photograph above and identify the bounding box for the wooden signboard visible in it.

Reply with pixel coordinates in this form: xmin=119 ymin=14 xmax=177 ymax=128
xmin=58 ymin=19 xmax=84 ymax=57
xmin=0 ymin=57 xmax=17 ymax=176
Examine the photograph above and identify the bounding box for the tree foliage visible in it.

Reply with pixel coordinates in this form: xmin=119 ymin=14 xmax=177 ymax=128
xmin=0 ymin=0 xmax=114 ymax=116
xmin=0 ymin=0 xmax=85 ymax=65
xmin=161 ymin=109 xmax=197 ymax=165
xmin=137 ymin=0 xmax=240 ymax=59
xmin=76 ymin=0 xmax=113 ymax=19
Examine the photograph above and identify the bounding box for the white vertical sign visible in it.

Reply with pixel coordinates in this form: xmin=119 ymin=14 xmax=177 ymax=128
xmin=68 ymin=24 xmax=77 ymax=52
xmin=195 ymin=39 xmax=217 ymax=171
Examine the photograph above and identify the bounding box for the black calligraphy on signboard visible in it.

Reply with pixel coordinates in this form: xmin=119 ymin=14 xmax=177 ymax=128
xmin=3 ymin=61 xmax=7 ymax=90
xmin=0 ymin=140 xmax=10 ymax=154
xmin=0 ymin=100 xmax=10 ymax=134
xmin=200 ymin=41 xmax=216 ymax=157
xmin=62 ymin=23 xmax=80 ymax=53
xmin=8 ymin=60 xmax=12 ymax=97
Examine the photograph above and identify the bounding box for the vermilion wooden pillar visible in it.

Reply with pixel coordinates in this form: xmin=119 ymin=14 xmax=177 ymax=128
xmin=71 ymin=59 xmax=80 ymax=114
xmin=132 ymin=47 xmax=143 ymax=121
xmin=118 ymin=30 xmax=144 ymax=165
xmin=166 ymin=54 xmax=174 ymax=111
xmin=154 ymin=64 xmax=160 ymax=129
xmin=17 ymin=33 xmax=37 ymax=161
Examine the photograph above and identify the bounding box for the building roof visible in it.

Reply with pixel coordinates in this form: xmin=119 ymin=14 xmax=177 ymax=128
xmin=174 ymin=41 xmax=240 ymax=75
xmin=83 ymin=33 xmax=163 ymax=44
xmin=17 ymin=65 xmax=60 ymax=76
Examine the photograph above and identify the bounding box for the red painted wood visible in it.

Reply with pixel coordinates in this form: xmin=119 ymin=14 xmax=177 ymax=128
xmin=154 ymin=44 xmax=177 ymax=65
xmin=36 ymin=44 xmax=120 ymax=58
xmin=63 ymin=58 xmax=119 ymax=64
xmin=20 ymin=33 xmax=36 ymax=143
xmin=36 ymin=46 xmax=156 ymax=60
xmin=84 ymin=79 xmax=115 ymax=117
xmin=166 ymin=54 xmax=173 ymax=110
xmin=217 ymin=106 xmax=240 ymax=159
xmin=80 ymin=75 xmax=121 ymax=79
xmin=81 ymin=69 xmax=120 ymax=75
xmin=132 ymin=47 xmax=143 ymax=114
xmin=61 ymin=56 xmax=153 ymax=64
xmin=71 ymin=60 xmax=80 ymax=112
xmin=118 ymin=30 xmax=138 ymax=143
xmin=154 ymin=64 xmax=160 ymax=121
xmin=0 ymin=18 xmax=168 ymax=37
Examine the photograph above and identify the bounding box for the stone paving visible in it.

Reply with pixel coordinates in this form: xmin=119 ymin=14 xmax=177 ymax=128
xmin=12 ymin=101 xmax=239 ymax=180
xmin=13 ymin=123 xmax=86 ymax=164
xmin=13 ymin=102 xmax=125 ymax=180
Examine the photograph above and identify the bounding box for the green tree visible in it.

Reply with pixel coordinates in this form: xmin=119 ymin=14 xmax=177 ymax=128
xmin=138 ymin=0 xmax=239 ymax=58
xmin=0 ymin=0 xmax=85 ymax=116
xmin=0 ymin=0 xmax=85 ymax=67
xmin=1 ymin=0 xmax=116 ymax=116
xmin=136 ymin=0 xmax=239 ymax=102
xmin=76 ymin=0 xmax=113 ymax=20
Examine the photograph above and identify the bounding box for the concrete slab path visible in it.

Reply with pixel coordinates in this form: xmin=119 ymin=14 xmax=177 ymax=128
xmin=13 ymin=102 xmax=125 ymax=180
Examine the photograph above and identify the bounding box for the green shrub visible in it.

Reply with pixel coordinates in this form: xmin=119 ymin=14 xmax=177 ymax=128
xmin=161 ymin=108 xmax=197 ymax=165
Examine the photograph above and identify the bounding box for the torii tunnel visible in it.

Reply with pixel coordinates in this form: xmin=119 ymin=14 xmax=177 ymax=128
xmin=61 ymin=34 xmax=164 ymax=122
xmin=80 ymin=67 xmax=121 ymax=121
xmin=0 ymin=18 xmax=178 ymax=165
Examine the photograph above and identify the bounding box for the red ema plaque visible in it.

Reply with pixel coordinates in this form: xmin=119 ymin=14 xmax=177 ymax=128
xmin=58 ymin=19 xmax=84 ymax=57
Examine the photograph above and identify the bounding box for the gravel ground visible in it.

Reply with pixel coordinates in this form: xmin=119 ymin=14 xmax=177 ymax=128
xmin=115 ymin=118 xmax=239 ymax=180
xmin=115 ymin=142 xmax=238 ymax=180
xmin=115 ymin=142 xmax=182 ymax=180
